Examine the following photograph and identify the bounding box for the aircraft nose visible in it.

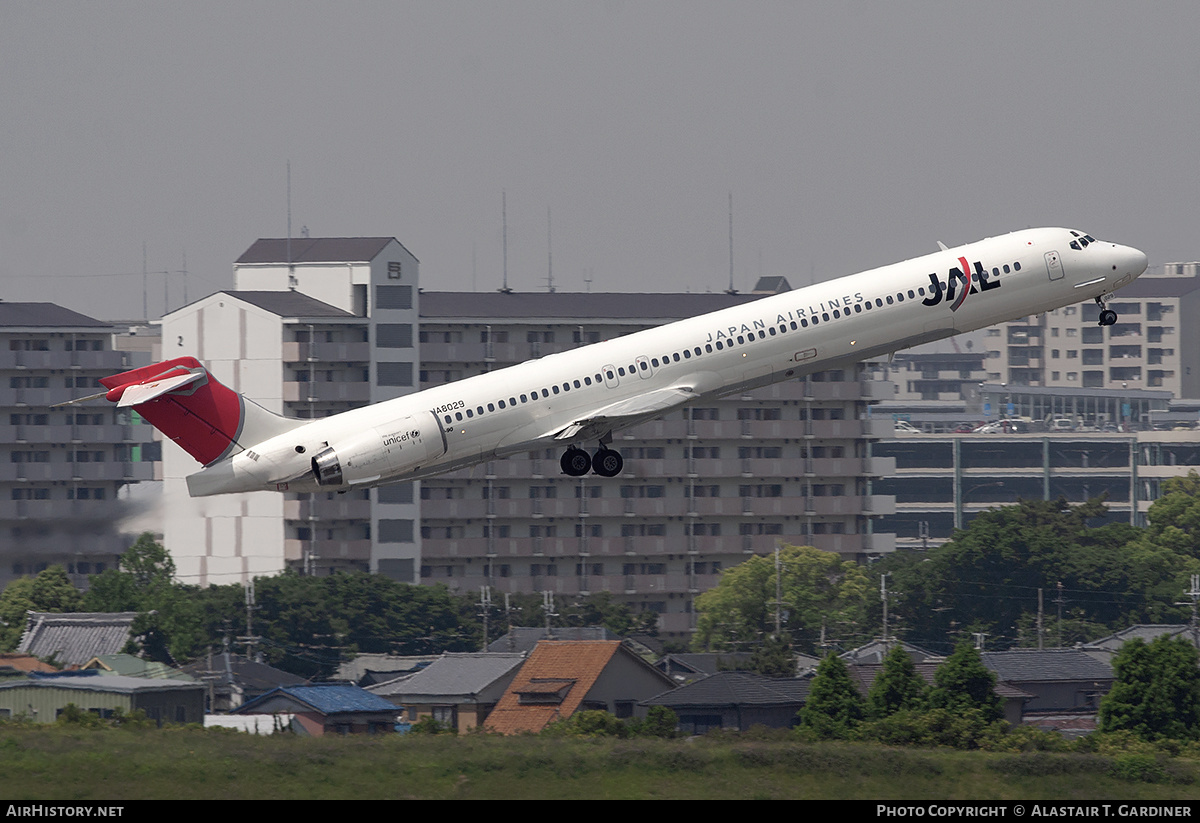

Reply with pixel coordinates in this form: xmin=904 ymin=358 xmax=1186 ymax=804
xmin=1110 ymin=244 xmax=1148 ymax=283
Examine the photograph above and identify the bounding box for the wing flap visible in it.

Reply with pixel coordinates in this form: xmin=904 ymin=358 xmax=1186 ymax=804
xmin=549 ymin=385 xmax=697 ymax=442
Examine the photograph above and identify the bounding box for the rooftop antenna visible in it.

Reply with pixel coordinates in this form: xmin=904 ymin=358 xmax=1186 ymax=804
xmin=142 ymin=242 xmax=148 ymax=321
xmin=546 ymin=206 xmax=555 ymax=293
xmin=286 ymin=160 xmax=293 ymax=273
xmin=725 ymin=192 xmax=738 ymax=294
xmin=181 ymin=249 xmax=188 ymax=307
xmin=499 ymin=190 xmax=512 ymax=293
xmin=583 ymin=268 xmax=593 ymax=293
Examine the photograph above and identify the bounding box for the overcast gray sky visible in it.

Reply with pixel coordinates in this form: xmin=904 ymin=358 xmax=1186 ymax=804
xmin=1 ymin=1 xmax=1196 ymax=320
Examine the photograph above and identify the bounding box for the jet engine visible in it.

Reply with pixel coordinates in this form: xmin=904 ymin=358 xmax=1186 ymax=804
xmin=311 ymin=412 xmax=445 ymax=487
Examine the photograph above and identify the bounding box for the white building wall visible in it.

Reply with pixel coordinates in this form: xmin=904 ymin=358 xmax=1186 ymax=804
xmin=161 ymin=295 xmax=287 ymax=586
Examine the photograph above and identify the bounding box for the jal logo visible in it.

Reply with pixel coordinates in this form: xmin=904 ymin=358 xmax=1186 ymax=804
xmin=922 ymin=257 xmax=1000 ymax=312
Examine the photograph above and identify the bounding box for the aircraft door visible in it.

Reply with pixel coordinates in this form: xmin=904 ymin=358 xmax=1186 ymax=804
xmin=635 ymin=355 xmax=654 ymax=380
xmin=602 ymin=364 xmax=619 ymax=389
xmin=1045 ymin=251 xmax=1064 ymax=281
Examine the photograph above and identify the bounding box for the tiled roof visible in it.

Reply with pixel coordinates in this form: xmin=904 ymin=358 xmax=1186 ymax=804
xmin=845 ymin=662 xmax=941 ymax=696
xmin=0 ymin=653 xmax=58 ymax=674
xmin=236 ymin=237 xmax=402 ymax=265
xmin=484 ymin=641 xmax=624 ymax=734
xmin=840 ymin=640 xmax=942 ymax=666
xmin=17 ymin=612 xmax=139 ymax=667
xmin=238 ymin=683 xmax=398 ymax=715
xmin=84 ymin=653 xmax=195 ymax=681
xmin=982 ymin=649 xmax=1114 ymax=682
xmin=0 ymin=303 xmax=109 ymax=329
xmin=656 ymin=652 xmax=755 ymax=676
xmin=369 ymin=652 xmax=525 ymax=700
xmin=178 ymin=652 xmax=308 ymax=692
xmin=643 ymin=671 xmax=808 ymax=708
xmin=0 ymin=671 xmax=201 ymax=694
xmin=217 ymin=291 xmax=357 ymax=318
xmin=1083 ymin=625 xmax=1195 ymax=652
xmin=485 ymin=627 xmax=622 ymax=654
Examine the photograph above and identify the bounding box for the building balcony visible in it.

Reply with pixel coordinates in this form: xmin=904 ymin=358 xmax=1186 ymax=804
xmin=282 ymin=341 xmax=370 ymax=363
xmin=283 ymin=538 xmax=372 ymax=562
xmin=284 ymin=496 xmax=373 ymax=521
xmin=282 ymin=381 xmax=370 ymax=404
xmin=0 ymin=499 xmax=115 ymax=521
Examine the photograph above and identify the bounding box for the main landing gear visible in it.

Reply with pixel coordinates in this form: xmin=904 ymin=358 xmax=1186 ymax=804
xmin=1096 ymin=294 xmax=1118 ymax=327
xmin=559 ymin=444 xmax=624 ymax=477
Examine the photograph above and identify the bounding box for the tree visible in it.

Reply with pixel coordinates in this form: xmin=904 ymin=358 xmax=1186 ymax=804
xmin=0 ymin=567 xmax=84 ymax=652
xmin=83 ymin=534 xmax=200 ymax=664
xmin=1099 ymin=635 xmax=1200 ymax=741
xmin=745 ymin=633 xmax=796 ymax=677
xmin=798 ymin=653 xmax=864 ymax=739
xmin=884 ymin=497 xmax=1163 ymax=648
xmin=867 ymin=644 xmax=927 ymax=719
xmin=693 ymin=544 xmax=871 ymax=653
xmin=927 ymin=642 xmax=1003 ymax=722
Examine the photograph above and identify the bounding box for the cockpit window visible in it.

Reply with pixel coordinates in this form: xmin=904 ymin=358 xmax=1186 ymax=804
xmin=1069 ymin=230 xmax=1097 ymax=250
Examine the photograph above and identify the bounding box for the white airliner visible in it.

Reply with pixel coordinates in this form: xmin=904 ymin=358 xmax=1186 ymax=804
xmin=94 ymin=228 xmax=1147 ymax=497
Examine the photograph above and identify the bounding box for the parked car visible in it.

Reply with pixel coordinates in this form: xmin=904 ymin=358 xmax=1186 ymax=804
xmin=893 ymin=420 xmax=921 ymax=435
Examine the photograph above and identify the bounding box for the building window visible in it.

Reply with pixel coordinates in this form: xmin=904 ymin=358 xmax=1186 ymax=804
xmin=376 ymin=324 xmax=413 ymax=348
xmin=375 ymin=285 xmax=413 ymax=310
xmin=377 ymin=362 xmax=413 ymax=386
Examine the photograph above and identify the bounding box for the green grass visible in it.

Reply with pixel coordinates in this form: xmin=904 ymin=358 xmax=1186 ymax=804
xmin=3 ymin=724 xmax=1200 ymax=800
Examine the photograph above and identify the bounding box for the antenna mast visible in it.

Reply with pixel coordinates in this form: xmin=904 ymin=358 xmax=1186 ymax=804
xmin=725 ymin=192 xmax=737 ymax=294
xmin=499 ymin=190 xmax=511 ymax=293
xmin=546 ymin=206 xmax=554 ymax=293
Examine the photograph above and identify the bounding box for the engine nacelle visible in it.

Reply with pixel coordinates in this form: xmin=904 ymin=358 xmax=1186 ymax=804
xmin=311 ymin=412 xmax=445 ymax=487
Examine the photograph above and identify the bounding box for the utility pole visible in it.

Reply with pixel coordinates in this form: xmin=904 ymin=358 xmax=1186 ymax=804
xmin=478 ymin=586 xmax=492 ymax=651
xmin=543 ymin=590 xmax=558 ymax=638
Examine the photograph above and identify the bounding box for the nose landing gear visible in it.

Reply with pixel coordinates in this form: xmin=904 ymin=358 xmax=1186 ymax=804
xmin=1096 ymin=294 xmax=1118 ymax=326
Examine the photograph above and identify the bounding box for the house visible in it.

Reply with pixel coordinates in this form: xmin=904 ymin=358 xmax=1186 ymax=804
xmin=655 ymin=653 xmax=757 ymax=685
xmin=17 ymin=612 xmax=139 ymax=667
xmin=484 ymin=641 xmax=676 ymax=734
xmin=0 ymin=670 xmax=204 ymax=724
xmin=981 ymin=649 xmax=1114 ymax=714
xmin=334 ymin=653 xmax=439 ymax=687
xmin=839 ymin=639 xmax=942 ymax=667
xmin=642 ymin=671 xmax=809 ymax=733
xmin=234 ymin=683 xmax=400 ymax=736
xmin=0 ymin=653 xmax=58 ymax=677
xmin=369 ymin=652 xmax=526 ymax=732
xmin=486 ymin=627 xmax=623 ymax=654
xmin=1082 ymin=625 xmax=1200 ymax=664
xmin=82 ymin=654 xmax=195 ymax=682
xmin=179 ymin=652 xmax=307 ymax=712
xmin=843 ymin=660 xmax=1030 ymax=726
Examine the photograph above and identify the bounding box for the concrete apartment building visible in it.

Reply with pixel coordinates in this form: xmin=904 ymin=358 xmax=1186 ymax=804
xmin=0 ymin=303 xmax=154 ymax=588
xmin=873 ymin=427 xmax=1200 ymax=548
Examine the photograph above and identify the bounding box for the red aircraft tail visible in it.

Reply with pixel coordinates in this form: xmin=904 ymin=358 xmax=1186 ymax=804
xmin=99 ymin=357 xmax=301 ymax=466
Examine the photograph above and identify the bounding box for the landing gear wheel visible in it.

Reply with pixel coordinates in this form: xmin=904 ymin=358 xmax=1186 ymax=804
xmin=592 ymin=447 xmax=624 ymax=477
xmin=560 ymin=447 xmax=592 ymax=477
xmin=1099 ymin=309 xmax=1117 ymax=326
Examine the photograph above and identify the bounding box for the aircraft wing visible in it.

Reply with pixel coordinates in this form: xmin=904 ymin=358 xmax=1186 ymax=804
xmin=547 ymin=385 xmax=697 ymax=442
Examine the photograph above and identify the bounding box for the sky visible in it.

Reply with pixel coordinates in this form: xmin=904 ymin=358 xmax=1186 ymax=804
xmin=1 ymin=1 xmax=1197 ymax=321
